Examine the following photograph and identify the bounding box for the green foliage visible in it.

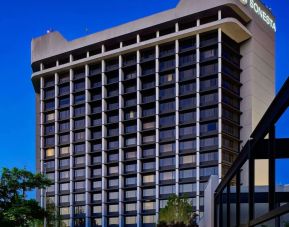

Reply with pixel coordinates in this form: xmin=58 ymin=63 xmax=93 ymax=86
xmin=0 ymin=167 xmax=52 ymax=226
xmin=158 ymin=194 xmax=198 ymax=227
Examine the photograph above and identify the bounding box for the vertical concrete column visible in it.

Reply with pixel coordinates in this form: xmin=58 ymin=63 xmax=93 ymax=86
xmin=40 ymin=77 xmax=44 ymax=208
xmin=118 ymin=48 xmax=124 ymax=226
xmin=69 ymin=68 xmax=74 ymax=227
xmin=175 ymin=38 xmax=180 ymax=196
xmin=196 ymin=31 xmax=201 ymax=216
xmin=217 ymin=29 xmax=223 ymax=182
xmin=155 ymin=42 xmax=160 ymax=223
xmin=85 ymin=64 xmax=91 ymax=227
xmin=101 ymin=59 xmax=107 ymax=227
xmin=54 ymin=73 xmax=59 ymax=213
xmin=136 ymin=47 xmax=141 ymax=227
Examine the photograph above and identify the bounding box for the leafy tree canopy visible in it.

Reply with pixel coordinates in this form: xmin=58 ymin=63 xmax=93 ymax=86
xmin=0 ymin=167 xmax=52 ymax=226
xmin=158 ymin=194 xmax=198 ymax=227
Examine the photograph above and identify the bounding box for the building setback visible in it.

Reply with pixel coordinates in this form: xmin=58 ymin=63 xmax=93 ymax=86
xmin=31 ymin=0 xmax=275 ymax=226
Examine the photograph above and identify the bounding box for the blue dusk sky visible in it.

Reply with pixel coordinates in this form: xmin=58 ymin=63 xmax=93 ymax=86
xmin=0 ymin=0 xmax=288 ymax=184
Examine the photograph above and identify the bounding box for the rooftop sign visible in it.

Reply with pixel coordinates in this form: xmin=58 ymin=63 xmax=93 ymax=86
xmin=240 ymin=0 xmax=276 ymax=32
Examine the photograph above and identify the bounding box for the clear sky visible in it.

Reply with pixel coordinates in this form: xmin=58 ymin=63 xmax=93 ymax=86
xmin=0 ymin=0 xmax=288 ymax=182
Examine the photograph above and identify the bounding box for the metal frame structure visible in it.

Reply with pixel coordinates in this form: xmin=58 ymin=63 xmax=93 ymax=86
xmin=214 ymin=77 xmax=289 ymax=227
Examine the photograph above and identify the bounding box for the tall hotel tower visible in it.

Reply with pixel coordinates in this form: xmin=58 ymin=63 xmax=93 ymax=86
xmin=31 ymin=0 xmax=275 ymax=226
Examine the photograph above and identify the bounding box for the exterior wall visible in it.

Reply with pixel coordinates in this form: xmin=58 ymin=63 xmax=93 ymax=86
xmin=31 ymin=0 xmax=275 ymax=226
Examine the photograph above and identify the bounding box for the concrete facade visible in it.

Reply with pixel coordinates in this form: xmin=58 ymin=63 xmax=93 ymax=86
xmin=31 ymin=0 xmax=275 ymax=226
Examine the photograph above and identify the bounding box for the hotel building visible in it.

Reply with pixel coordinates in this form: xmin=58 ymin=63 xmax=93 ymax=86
xmin=31 ymin=0 xmax=275 ymax=226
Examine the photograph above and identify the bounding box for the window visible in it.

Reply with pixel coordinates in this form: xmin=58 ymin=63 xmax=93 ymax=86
xmin=46 ymin=161 xmax=55 ymax=169
xmin=92 ymin=155 xmax=102 ymax=165
xmin=59 ymin=146 xmax=70 ymax=155
xmin=159 ymin=129 xmax=175 ymax=141
xmin=200 ymin=152 xmax=218 ymax=162
xmin=125 ymin=203 xmax=137 ymax=212
xmin=108 ymin=153 xmax=119 ymax=162
xmin=92 ymin=206 xmax=102 ymax=214
xmin=45 ymin=137 xmax=55 ymax=147
xmin=74 ymin=156 xmax=85 ymax=166
xmin=74 ymin=106 xmax=85 ymax=117
xmin=142 ymin=161 xmax=155 ymax=171
xmin=45 ymin=148 xmax=55 ymax=157
xmin=125 ymin=190 xmax=137 ymax=199
xmin=180 ymin=155 xmax=196 ymax=165
xmin=60 ymin=183 xmax=70 ymax=192
xmin=108 ymin=191 xmax=119 ymax=200
xmin=108 ymin=140 xmax=119 ymax=150
xmin=200 ymin=137 xmax=218 ymax=149
xmin=160 ymin=185 xmax=175 ymax=195
xmin=179 ymin=96 xmax=195 ymax=110
xmin=159 ymin=87 xmax=175 ymax=100
xmin=125 ymin=137 xmax=137 ymax=146
xmin=59 ymin=85 xmax=70 ymax=95
xmin=59 ymin=97 xmax=70 ymax=108
xmin=159 ymin=115 xmax=175 ymax=127
xmin=200 ymin=78 xmax=217 ymax=91
xmin=46 ymin=113 xmax=55 ymax=122
xmin=125 ymin=163 xmax=137 ymax=173
xmin=200 ymin=93 xmax=218 ymax=105
xmin=179 ymin=169 xmax=196 ymax=179
xmin=108 ymin=166 xmax=119 ymax=175
xmin=59 ymin=122 xmax=70 ymax=132
xmin=160 ymin=157 xmax=175 ymax=168
xmin=179 ymin=111 xmax=196 ymax=124
xmin=159 ymin=73 xmax=174 ymax=85
xmin=74 ymin=169 xmax=85 ymax=178
xmin=108 ymin=217 xmax=119 ymax=225
xmin=60 ymin=195 xmax=70 ymax=204
xmin=125 ymin=177 xmax=137 ymax=186
xmin=45 ymin=124 xmax=55 ymax=134
xmin=143 ymin=188 xmax=155 ymax=197
xmin=74 ymin=143 xmax=85 ymax=154
xmin=74 ymin=119 xmax=85 ymax=129
xmin=179 ymin=183 xmax=196 ymax=193
xmin=93 ymin=193 xmax=101 ymax=201
xmin=59 ymin=159 xmax=70 ymax=168
xmin=200 ymin=122 xmax=218 ymax=134
xmin=143 ymin=201 xmax=155 ymax=211
xmin=179 ymin=82 xmax=196 ymax=95
xmin=143 ymin=215 xmax=156 ymax=224
xmin=75 ymin=193 xmax=85 ymax=202
xmin=125 ymin=110 xmax=136 ymax=120
xmin=143 ymin=174 xmax=155 ymax=184
xmin=75 ymin=206 xmax=85 ymax=215
xmin=92 ymin=168 xmax=101 ymax=177
xmin=60 ymin=207 xmax=70 ymax=216
xmin=159 ymin=143 xmax=175 ymax=154
xmin=75 ymin=181 xmax=85 ymax=190
xmin=59 ymin=109 xmax=69 ymax=120
xmin=92 ymin=180 xmax=102 ymax=190
xmin=45 ymin=100 xmax=55 ymax=110
xmin=59 ymin=134 xmax=69 ymax=144
xmin=160 ymin=171 xmax=175 ymax=181
xmin=125 ymin=216 xmax=137 ymax=225
xmin=179 ymin=68 xmax=196 ymax=81
xmin=142 ymin=135 xmax=155 ymax=144
xmin=74 ymin=131 xmax=85 ymax=141
xmin=143 ymin=121 xmax=155 ymax=130
xmin=200 ymin=108 xmax=218 ymax=120
xmin=200 ymin=48 xmax=217 ymax=60
xmin=125 ymin=124 xmax=137 ymax=134
xmin=180 ymin=140 xmax=196 ymax=152
xmin=160 ymin=101 xmax=175 ymax=114
xmin=59 ymin=171 xmax=70 ymax=180
xmin=125 ymin=151 xmax=137 ymax=159
xmin=180 ymin=125 xmax=196 ymax=138
xmin=142 ymin=147 xmax=155 ymax=157
xmin=108 ymin=204 xmax=118 ymax=213
xmin=200 ymin=166 xmax=218 ymax=176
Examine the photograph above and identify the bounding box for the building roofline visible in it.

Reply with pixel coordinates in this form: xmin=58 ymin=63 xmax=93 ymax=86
xmin=31 ymin=0 xmax=266 ymax=64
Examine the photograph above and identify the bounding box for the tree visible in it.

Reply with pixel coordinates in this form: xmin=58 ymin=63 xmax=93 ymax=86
xmin=0 ymin=167 xmax=52 ymax=226
xmin=158 ymin=194 xmax=198 ymax=227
